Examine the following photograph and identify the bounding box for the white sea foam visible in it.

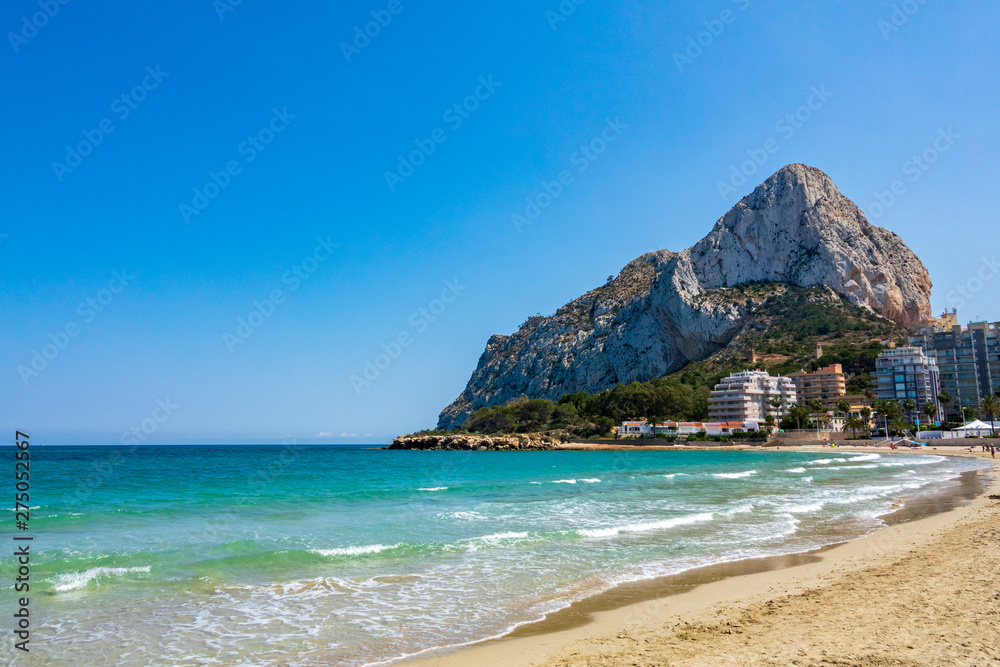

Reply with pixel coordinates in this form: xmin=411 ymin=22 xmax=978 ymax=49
xmin=785 ymin=467 xmax=807 ymax=473
xmin=849 ymin=453 xmax=882 ymax=462
xmin=552 ymin=479 xmax=577 ymax=484
xmin=907 ymin=455 xmax=947 ymax=465
xmin=417 ymin=487 xmax=448 ymax=491
xmin=722 ymin=502 xmax=754 ymax=516
xmin=713 ymin=470 xmax=757 ymax=479
xmin=784 ymin=501 xmax=826 ymax=514
xmin=4 ymin=506 xmax=40 ymax=511
xmin=809 ymin=458 xmax=847 ymax=465
xmin=53 ymin=566 xmax=151 ymax=592
xmin=456 ymin=532 xmax=532 ymax=551
xmin=662 ymin=473 xmax=690 ymax=478
xmin=825 ymin=464 xmax=880 ymax=470
xmin=469 ymin=531 xmax=528 ymax=541
xmin=579 ymin=478 xmax=601 ymax=483
xmin=310 ymin=544 xmax=401 ymax=557
xmin=577 ymin=512 xmax=714 ymax=538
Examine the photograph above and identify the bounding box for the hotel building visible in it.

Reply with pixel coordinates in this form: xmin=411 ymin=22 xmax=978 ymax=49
xmin=786 ymin=364 xmax=848 ymax=407
xmin=708 ymin=370 xmax=798 ymax=422
xmin=909 ymin=318 xmax=1000 ymax=420
xmin=874 ymin=346 xmax=942 ymax=418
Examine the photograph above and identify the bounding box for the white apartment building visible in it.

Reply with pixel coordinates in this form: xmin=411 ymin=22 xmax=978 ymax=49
xmin=708 ymin=370 xmax=798 ymax=422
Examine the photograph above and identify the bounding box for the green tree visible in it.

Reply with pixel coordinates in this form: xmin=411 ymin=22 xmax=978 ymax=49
xmin=938 ymin=391 xmax=952 ymax=424
xmin=647 ymin=416 xmax=662 ymax=438
xmin=921 ymin=402 xmax=938 ymax=430
xmin=763 ymin=414 xmax=776 ymax=432
xmin=844 ymin=416 xmax=864 ymax=439
xmin=891 ymin=415 xmax=909 ymax=437
xmin=788 ymin=404 xmax=810 ymax=431
xmin=808 ymin=398 xmax=824 ymax=430
xmin=836 ymin=399 xmax=851 ymax=417
xmin=860 ymin=406 xmax=873 ymax=437
xmin=901 ymin=398 xmax=917 ymax=427
xmin=981 ymin=395 xmax=999 ymax=436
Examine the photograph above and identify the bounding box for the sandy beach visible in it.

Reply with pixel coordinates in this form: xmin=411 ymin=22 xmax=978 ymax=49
xmin=408 ymin=446 xmax=1000 ymax=667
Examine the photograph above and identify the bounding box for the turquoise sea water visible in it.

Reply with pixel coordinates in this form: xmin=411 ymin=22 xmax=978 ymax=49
xmin=4 ymin=445 xmax=990 ymax=666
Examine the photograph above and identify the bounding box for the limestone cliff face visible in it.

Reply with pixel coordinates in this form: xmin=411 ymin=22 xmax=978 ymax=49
xmin=438 ymin=164 xmax=932 ymax=429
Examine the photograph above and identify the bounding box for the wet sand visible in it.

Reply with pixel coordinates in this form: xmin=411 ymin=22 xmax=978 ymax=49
xmin=405 ymin=447 xmax=999 ymax=667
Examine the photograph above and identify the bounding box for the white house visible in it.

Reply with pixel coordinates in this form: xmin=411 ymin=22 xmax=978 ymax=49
xmin=619 ymin=420 xmax=763 ymax=438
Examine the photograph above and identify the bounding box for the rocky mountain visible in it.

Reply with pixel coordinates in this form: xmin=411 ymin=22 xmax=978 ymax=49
xmin=437 ymin=164 xmax=932 ymax=430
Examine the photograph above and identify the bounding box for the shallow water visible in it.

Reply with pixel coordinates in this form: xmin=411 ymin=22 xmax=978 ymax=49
xmin=6 ymin=445 xmax=990 ymax=666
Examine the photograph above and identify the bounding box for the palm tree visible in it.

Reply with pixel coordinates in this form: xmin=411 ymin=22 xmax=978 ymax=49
xmin=891 ymin=415 xmax=909 ymax=437
xmin=844 ymin=416 xmax=864 ymax=439
xmin=921 ymin=402 xmax=938 ymax=431
xmin=647 ymin=416 xmax=662 ymax=438
xmin=861 ymin=407 xmax=872 ymax=434
xmin=981 ymin=395 xmax=999 ymax=436
xmin=788 ymin=404 xmax=809 ymax=431
xmin=902 ymin=398 xmax=917 ymax=428
xmin=884 ymin=400 xmax=904 ymax=438
xmin=769 ymin=397 xmax=784 ymax=418
xmin=938 ymin=391 xmax=952 ymax=424
xmin=836 ymin=399 xmax=852 ymax=417
xmin=808 ymin=399 xmax=824 ymax=431
xmin=764 ymin=414 xmax=776 ymax=433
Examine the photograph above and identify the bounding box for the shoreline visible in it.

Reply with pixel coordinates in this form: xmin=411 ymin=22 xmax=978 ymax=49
xmin=404 ymin=446 xmax=999 ymax=666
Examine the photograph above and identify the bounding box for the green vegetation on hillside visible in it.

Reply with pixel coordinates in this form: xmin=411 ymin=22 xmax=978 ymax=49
xmin=457 ymin=284 xmax=908 ymax=437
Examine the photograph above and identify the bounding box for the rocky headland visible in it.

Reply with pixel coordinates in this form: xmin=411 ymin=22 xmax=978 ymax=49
xmin=389 ymin=433 xmax=560 ymax=451
xmin=437 ymin=164 xmax=932 ymax=430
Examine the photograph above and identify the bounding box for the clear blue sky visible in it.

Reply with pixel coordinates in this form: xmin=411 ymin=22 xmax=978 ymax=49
xmin=2 ymin=1 xmax=998 ymax=444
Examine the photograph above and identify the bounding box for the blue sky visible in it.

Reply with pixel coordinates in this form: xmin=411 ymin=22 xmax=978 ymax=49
xmin=2 ymin=1 xmax=998 ymax=444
